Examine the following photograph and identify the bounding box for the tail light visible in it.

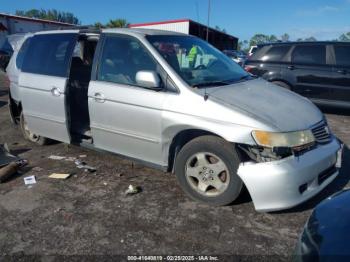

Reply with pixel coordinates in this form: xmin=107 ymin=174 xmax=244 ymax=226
xmin=244 ymin=65 xmax=254 ymax=73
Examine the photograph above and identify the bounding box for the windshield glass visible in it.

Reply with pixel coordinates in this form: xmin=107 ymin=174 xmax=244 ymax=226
xmin=146 ymin=35 xmax=250 ymax=87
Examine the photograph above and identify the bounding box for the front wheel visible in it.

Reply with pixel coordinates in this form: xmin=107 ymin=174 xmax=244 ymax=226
xmin=175 ymin=136 xmax=243 ymax=206
xmin=20 ymin=112 xmax=49 ymax=145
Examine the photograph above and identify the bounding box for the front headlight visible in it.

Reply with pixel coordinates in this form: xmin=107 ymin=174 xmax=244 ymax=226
xmin=252 ymin=130 xmax=315 ymax=148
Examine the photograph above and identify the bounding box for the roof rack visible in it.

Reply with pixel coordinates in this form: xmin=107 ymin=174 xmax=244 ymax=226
xmin=57 ymin=25 xmax=101 ymax=34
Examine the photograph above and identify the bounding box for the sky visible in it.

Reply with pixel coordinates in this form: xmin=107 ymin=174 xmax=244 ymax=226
xmin=1 ymin=0 xmax=350 ymax=41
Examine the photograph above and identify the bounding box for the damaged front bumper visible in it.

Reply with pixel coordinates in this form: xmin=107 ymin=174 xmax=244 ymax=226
xmin=237 ymin=137 xmax=341 ymax=212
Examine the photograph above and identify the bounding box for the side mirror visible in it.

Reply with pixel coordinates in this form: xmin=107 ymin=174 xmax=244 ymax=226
xmin=135 ymin=71 xmax=162 ymax=90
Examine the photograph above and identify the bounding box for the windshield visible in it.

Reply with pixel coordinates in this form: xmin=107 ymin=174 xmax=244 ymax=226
xmin=146 ymin=35 xmax=250 ymax=87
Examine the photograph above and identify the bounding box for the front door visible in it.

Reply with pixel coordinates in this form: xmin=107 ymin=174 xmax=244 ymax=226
xmin=19 ymin=33 xmax=77 ymax=143
xmin=285 ymin=44 xmax=333 ymax=101
xmin=88 ymin=34 xmax=167 ymax=166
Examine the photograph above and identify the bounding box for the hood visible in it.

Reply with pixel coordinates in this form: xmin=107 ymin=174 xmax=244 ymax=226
xmin=206 ymin=78 xmax=323 ymax=132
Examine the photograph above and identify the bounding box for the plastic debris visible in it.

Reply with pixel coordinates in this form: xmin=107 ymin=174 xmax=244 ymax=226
xmin=75 ymin=160 xmax=96 ymax=173
xmin=32 ymin=167 xmax=44 ymax=172
xmin=48 ymin=155 xmax=66 ymax=161
xmin=125 ymin=184 xmax=142 ymax=195
xmin=24 ymin=175 xmax=36 ymax=185
xmin=65 ymin=157 xmax=77 ymax=162
xmin=49 ymin=173 xmax=71 ymax=179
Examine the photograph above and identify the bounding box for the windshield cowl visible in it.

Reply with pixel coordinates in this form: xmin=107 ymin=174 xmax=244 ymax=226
xmin=192 ymin=74 xmax=255 ymax=88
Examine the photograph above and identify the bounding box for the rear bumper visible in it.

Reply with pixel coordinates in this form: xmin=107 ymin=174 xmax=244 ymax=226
xmin=237 ymin=137 xmax=341 ymax=212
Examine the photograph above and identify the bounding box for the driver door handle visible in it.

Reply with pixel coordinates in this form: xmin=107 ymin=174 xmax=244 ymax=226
xmin=337 ymin=69 xmax=347 ymax=75
xmin=92 ymin=92 xmax=106 ymax=103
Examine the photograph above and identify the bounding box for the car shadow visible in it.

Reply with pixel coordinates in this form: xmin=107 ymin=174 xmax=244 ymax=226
xmin=272 ymin=144 xmax=350 ymax=214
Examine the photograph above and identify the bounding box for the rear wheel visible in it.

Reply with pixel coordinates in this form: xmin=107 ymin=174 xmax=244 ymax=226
xmin=272 ymin=81 xmax=291 ymax=90
xmin=175 ymin=136 xmax=243 ymax=206
xmin=20 ymin=112 xmax=49 ymax=145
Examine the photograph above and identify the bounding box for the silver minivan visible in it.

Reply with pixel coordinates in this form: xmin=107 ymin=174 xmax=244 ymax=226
xmin=7 ymin=28 xmax=342 ymax=212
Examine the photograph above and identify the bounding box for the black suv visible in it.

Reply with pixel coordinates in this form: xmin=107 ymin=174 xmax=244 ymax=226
xmin=245 ymin=42 xmax=350 ymax=108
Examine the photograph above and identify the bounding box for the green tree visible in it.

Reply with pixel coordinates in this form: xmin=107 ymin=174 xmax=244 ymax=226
xmin=238 ymin=40 xmax=249 ymax=52
xmin=15 ymin=9 xmax=80 ymax=24
xmin=105 ymin=19 xmax=129 ymax=28
xmin=93 ymin=22 xmax=105 ymax=29
xmin=249 ymin=34 xmax=278 ymax=47
xmin=304 ymin=36 xmax=317 ymax=41
xmin=281 ymin=33 xmax=290 ymax=42
xmin=339 ymin=32 xmax=350 ymax=41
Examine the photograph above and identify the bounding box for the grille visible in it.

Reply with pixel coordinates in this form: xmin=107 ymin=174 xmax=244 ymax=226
xmin=312 ymin=121 xmax=331 ymax=144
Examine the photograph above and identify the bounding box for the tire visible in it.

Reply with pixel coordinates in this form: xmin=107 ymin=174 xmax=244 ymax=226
xmin=20 ymin=112 xmax=49 ymax=145
xmin=175 ymin=135 xmax=243 ymax=206
xmin=272 ymin=81 xmax=291 ymax=90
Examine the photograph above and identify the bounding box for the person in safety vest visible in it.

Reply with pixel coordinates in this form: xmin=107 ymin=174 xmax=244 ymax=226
xmin=188 ymin=45 xmax=198 ymax=67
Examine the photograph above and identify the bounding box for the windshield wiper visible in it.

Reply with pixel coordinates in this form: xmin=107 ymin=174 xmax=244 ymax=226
xmin=236 ymin=74 xmax=257 ymax=82
xmin=192 ymin=81 xmax=232 ymax=88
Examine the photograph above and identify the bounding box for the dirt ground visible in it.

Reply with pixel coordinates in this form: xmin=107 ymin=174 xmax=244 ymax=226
xmin=0 ymin=71 xmax=349 ymax=260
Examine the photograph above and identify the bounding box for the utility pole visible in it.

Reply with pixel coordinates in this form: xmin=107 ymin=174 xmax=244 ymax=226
xmin=206 ymin=0 xmax=211 ymax=41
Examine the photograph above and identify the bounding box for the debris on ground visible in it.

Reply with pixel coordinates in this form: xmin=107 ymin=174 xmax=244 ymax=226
xmin=125 ymin=184 xmax=142 ymax=195
xmin=116 ymin=172 xmax=124 ymax=177
xmin=23 ymin=175 xmax=36 ymax=185
xmin=54 ymin=207 xmax=63 ymax=213
xmin=79 ymin=155 xmax=87 ymax=158
xmin=49 ymin=173 xmax=71 ymax=179
xmin=48 ymin=155 xmax=66 ymax=161
xmin=32 ymin=167 xmax=44 ymax=172
xmin=0 ymin=162 xmax=18 ymax=183
xmin=0 ymin=143 xmax=20 ymax=167
xmin=75 ymin=160 xmax=96 ymax=173
xmin=0 ymin=144 xmax=28 ymax=183
xmin=64 ymin=157 xmax=77 ymax=162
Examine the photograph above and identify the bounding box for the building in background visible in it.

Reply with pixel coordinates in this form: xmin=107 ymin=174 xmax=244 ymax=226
xmin=0 ymin=13 xmax=73 ymax=47
xmin=129 ymin=19 xmax=238 ymax=50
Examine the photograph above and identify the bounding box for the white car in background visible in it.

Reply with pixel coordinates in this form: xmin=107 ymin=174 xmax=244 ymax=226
xmin=222 ymin=50 xmax=247 ymax=66
xmin=248 ymin=45 xmax=258 ymax=57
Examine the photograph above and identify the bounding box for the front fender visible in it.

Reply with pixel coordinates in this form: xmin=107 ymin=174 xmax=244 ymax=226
xmin=160 ymin=110 xmax=258 ymax=165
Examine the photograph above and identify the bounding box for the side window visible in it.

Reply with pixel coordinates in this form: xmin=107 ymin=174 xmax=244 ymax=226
xmin=334 ymin=45 xmax=350 ymax=67
xmin=292 ymin=45 xmax=326 ymax=65
xmin=260 ymin=45 xmax=290 ymax=62
xmin=16 ymin=38 xmax=31 ymax=69
xmin=22 ymin=33 xmax=76 ymax=77
xmin=97 ymin=35 xmax=158 ymax=86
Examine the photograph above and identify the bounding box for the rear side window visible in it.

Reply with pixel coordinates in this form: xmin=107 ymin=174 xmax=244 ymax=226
xmin=292 ymin=45 xmax=326 ymax=65
xmin=22 ymin=33 xmax=77 ymax=77
xmin=260 ymin=45 xmax=290 ymax=62
xmin=334 ymin=45 xmax=350 ymax=66
xmin=97 ymin=35 xmax=158 ymax=86
xmin=16 ymin=38 xmax=31 ymax=69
